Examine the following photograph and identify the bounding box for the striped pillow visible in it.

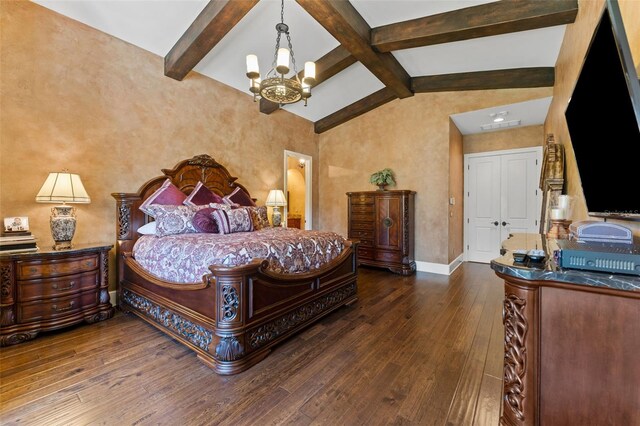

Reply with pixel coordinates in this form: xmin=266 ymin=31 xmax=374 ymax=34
xmin=212 ymin=207 xmax=254 ymax=234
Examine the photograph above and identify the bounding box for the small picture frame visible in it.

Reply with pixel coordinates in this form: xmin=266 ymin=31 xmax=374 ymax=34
xmin=4 ymin=216 xmax=30 ymax=232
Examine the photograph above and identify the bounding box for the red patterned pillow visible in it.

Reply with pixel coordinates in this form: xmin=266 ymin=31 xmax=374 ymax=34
xmin=248 ymin=206 xmax=270 ymax=230
xmin=192 ymin=208 xmax=219 ymax=233
xmin=140 ymin=179 xmax=187 ymax=217
xmin=184 ymin=181 xmax=224 ymax=206
xmin=223 ymin=187 xmax=256 ymax=207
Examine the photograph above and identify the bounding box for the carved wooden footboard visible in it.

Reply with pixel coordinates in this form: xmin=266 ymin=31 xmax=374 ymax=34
xmin=112 ymin=154 xmax=359 ymax=374
xmin=118 ymin=243 xmax=357 ymax=374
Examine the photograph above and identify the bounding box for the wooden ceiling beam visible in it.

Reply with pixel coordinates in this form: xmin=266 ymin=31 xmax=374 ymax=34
xmin=371 ymin=0 xmax=578 ymax=52
xmin=314 ymin=87 xmax=397 ymax=134
xmin=296 ymin=0 xmax=413 ymax=99
xmin=314 ymin=67 xmax=553 ymax=132
xmin=165 ymin=0 xmax=259 ymax=81
xmin=297 ymin=45 xmax=357 ymax=87
xmin=260 ymin=98 xmax=280 ymax=115
xmin=411 ymin=67 xmax=555 ymax=93
xmin=261 ymin=46 xmax=357 ymax=115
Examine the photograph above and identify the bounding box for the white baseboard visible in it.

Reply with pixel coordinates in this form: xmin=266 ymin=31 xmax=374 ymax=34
xmin=109 ymin=290 xmax=117 ymax=306
xmin=416 ymin=254 xmax=464 ymax=276
xmin=449 ymin=254 xmax=464 ymax=274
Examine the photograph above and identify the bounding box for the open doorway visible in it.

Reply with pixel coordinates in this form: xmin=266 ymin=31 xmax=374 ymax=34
xmin=284 ymin=150 xmax=312 ymax=230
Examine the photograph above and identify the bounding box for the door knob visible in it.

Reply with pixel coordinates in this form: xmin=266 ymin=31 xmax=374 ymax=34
xmin=502 ymin=221 xmax=510 ymax=226
xmin=492 ymin=221 xmax=499 ymax=226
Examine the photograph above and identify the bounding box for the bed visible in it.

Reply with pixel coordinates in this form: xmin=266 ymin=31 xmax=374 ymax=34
xmin=112 ymin=154 xmax=359 ymax=375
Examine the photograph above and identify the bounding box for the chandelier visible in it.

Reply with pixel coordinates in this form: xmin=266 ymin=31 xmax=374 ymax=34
xmin=246 ymin=0 xmax=316 ymax=106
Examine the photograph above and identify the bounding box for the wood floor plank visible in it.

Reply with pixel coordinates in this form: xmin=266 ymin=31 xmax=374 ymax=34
xmin=412 ymin=277 xmax=492 ymax=424
xmin=473 ymin=374 xmax=503 ymax=426
xmin=0 ymin=263 xmax=505 ymax=425
xmin=445 ymin=281 xmax=502 ymax=424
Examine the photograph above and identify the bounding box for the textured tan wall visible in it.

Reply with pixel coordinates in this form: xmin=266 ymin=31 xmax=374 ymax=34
xmin=448 ymin=120 xmax=463 ymax=263
xmin=545 ymin=0 xmax=640 ymax=235
xmin=463 ymin=125 xmax=544 ymax=154
xmin=0 ymin=2 xmax=318 ymax=290
xmin=318 ymin=87 xmax=552 ymax=264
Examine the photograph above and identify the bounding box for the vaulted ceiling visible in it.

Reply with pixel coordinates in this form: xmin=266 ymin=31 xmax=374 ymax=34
xmin=34 ymin=0 xmax=577 ymax=133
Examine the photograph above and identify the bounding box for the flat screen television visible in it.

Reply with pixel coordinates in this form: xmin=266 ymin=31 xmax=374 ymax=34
xmin=565 ymin=0 xmax=640 ymax=220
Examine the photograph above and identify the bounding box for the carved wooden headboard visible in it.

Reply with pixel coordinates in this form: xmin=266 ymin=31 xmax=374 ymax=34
xmin=112 ymin=154 xmax=253 ymax=252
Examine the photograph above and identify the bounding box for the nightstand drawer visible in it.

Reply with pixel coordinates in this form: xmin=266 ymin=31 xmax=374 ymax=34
xmin=18 ymin=271 xmax=99 ymax=302
xmin=17 ymin=255 xmax=99 ymax=279
xmin=18 ymin=290 xmax=99 ymax=322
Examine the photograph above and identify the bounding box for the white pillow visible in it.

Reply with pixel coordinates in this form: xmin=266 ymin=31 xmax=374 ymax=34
xmin=137 ymin=222 xmax=156 ymax=235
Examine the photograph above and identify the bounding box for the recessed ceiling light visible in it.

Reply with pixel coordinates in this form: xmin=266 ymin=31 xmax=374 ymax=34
xmin=480 ymin=119 xmax=521 ymax=131
xmin=489 ymin=111 xmax=509 ymax=123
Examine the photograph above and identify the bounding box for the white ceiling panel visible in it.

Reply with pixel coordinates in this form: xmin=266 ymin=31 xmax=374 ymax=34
xmin=282 ymin=62 xmax=385 ymax=122
xmin=393 ymin=26 xmax=567 ymax=77
xmin=31 ymin=1 xmax=568 ymax=126
xmin=34 ymin=0 xmax=208 ymax=57
xmin=351 ymin=0 xmax=497 ymax=28
xmin=195 ymin=0 xmax=339 ymax=100
xmin=450 ymin=97 xmax=553 ymax=135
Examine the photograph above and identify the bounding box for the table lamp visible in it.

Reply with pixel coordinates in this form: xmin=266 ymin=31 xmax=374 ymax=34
xmin=36 ymin=172 xmax=91 ymax=249
xmin=265 ymin=189 xmax=287 ymax=227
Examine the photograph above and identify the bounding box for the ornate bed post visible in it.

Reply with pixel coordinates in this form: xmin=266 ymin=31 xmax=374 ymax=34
xmin=111 ymin=194 xmax=141 ymax=309
xmin=209 ymin=259 xmax=266 ymax=374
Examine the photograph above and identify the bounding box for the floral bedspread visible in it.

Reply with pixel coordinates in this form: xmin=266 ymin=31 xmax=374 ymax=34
xmin=132 ymin=228 xmax=346 ymax=283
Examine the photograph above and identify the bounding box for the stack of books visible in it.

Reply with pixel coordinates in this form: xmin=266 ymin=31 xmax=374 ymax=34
xmin=0 ymin=231 xmax=38 ymax=254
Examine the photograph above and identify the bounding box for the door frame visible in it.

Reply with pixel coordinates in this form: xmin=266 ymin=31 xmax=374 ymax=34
xmin=463 ymin=146 xmax=543 ymax=261
xmin=283 ymin=150 xmax=313 ymax=230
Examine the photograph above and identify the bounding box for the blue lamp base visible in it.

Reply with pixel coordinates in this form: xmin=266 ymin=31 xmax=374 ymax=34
xmin=272 ymin=206 xmax=282 ymax=227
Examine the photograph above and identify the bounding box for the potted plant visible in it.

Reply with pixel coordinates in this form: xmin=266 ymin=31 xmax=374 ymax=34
xmin=369 ymin=168 xmax=396 ymax=191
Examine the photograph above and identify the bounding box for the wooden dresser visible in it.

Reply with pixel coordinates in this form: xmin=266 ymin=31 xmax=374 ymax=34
xmin=492 ymin=234 xmax=640 ymax=425
xmin=0 ymin=244 xmax=114 ymax=346
xmin=347 ymin=190 xmax=416 ymax=275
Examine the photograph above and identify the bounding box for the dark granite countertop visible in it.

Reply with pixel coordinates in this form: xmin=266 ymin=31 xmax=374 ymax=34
xmin=490 ymin=233 xmax=640 ymax=293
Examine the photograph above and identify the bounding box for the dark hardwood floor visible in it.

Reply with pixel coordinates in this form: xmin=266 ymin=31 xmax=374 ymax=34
xmin=0 ymin=263 xmax=504 ymax=425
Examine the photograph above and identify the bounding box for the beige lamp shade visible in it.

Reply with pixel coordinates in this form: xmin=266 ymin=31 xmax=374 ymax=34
xmin=265 ymin=189 xmax=287 ymax=207
xmin=35 ymin=172 xmax=91 ymax=204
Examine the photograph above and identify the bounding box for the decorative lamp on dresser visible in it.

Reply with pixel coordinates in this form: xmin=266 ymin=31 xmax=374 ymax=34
xmin=0 ymin=244 xmax=114 ymax=346
xmin=347 ymin=190 xmax=416 ymax=275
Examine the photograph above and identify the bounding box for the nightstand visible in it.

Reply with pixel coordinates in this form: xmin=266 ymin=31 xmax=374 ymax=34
xmin=0 ymin=243 xmax=114 ymax=346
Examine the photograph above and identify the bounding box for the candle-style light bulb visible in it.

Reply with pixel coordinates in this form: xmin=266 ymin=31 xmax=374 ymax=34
xmin=276 ymin=48 xmax=290 ymax=75
xmin=303 ymin=61 xmax=316 ymax=85
xmin=246 ymin=54 xmax=259 ymax=79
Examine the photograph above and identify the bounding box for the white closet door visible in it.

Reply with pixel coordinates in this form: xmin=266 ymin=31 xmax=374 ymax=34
xmin=467 ymin=155 xmax=501 ymax=263
xmin=465 ymin=148 xmax=542 ymax=263
xmin=500 ymin=152 xmax=541 ymax=241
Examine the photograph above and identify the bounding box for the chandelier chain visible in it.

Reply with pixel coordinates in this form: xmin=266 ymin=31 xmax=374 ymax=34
xmin=280 ymin=0 xmax=284 ymax=24
xmin=286 ymin=32 xmax=298 ymax=76
xmin=271 ymin=31 xmax=282 ymax=70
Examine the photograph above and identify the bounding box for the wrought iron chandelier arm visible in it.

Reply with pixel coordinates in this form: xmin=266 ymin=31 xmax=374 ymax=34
xmin=286 ymin=32 xmax=299 ymax=77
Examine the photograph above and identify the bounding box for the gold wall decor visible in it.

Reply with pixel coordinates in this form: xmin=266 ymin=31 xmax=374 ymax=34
xmin=539 ymin=134 xmax=565 ymax=233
